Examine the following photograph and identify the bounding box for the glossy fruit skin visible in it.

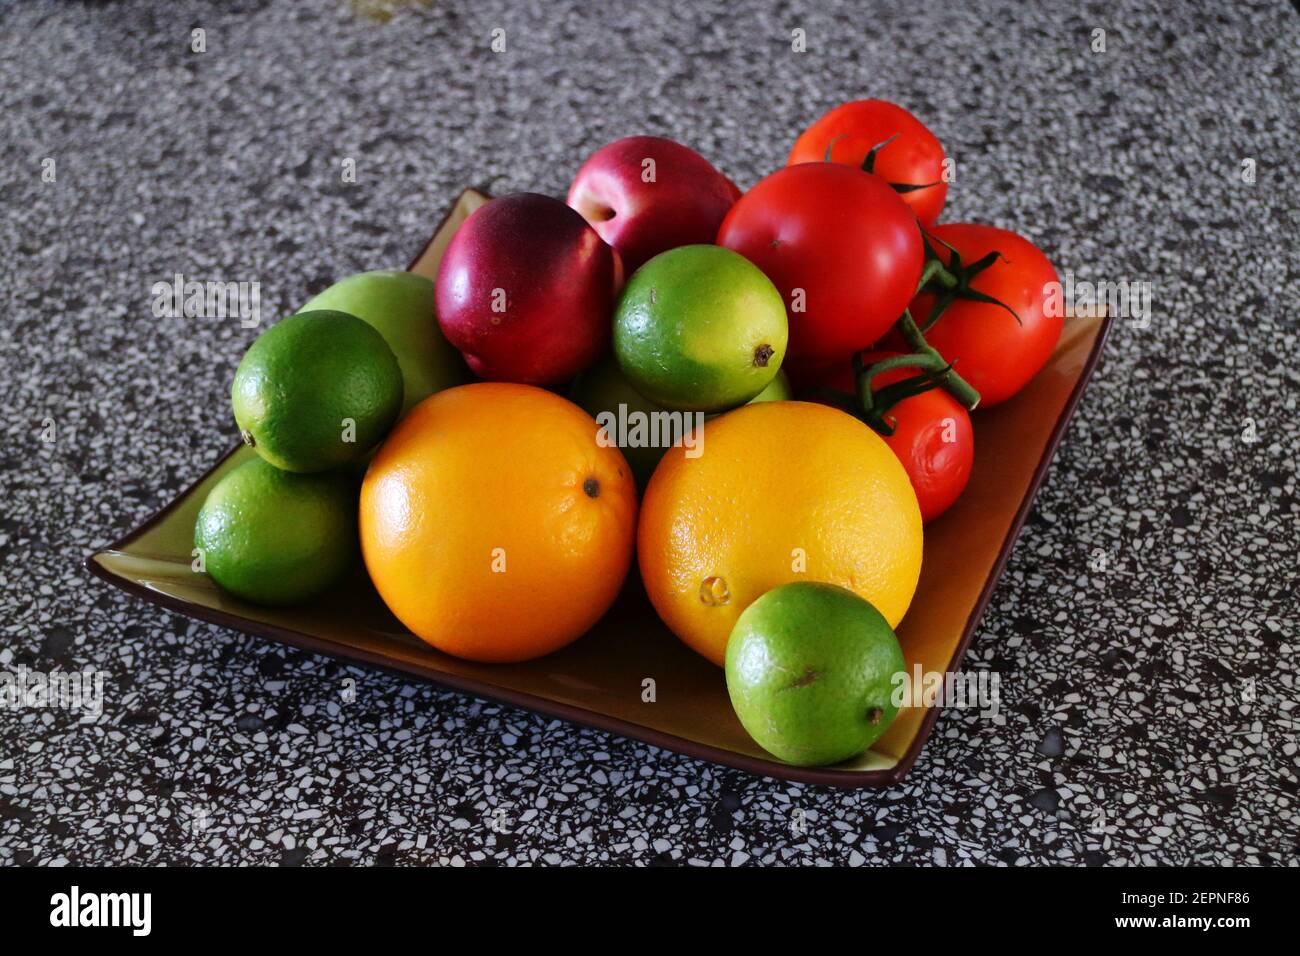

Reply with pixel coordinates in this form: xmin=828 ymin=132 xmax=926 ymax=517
xmin=612 ymin=245 xmax=788 ymax=412
xmin=232 ymin=310 xmax=404 ymax=473
xmin=360 ymin=383 xmax=638 ymax=663
xmin=788 ymin=99 xmax=949 ymax=226
xmin=726 ymin=582 xmax=906 ymax=766
xmin=567 ymin=135 xmax=740 ymax=273
xmin=717 ymin=163 xmax=924 ymax=365
xmin=298 ymin=271 xmax=470 ymax=415
xmin=435 ymin=193 xmax=621 ymax=386
xmin=639 ymin=401 xmax=922 ymax=666
xmin=195 ymin=458 xmax=358 ymax=606
xmin=812 ymin=355 xmax=974 ymax=523
xmin=909 ymin=224 xmax=1062 ymax=407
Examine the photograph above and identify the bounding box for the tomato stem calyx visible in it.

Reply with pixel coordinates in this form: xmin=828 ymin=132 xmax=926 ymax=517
xmin=917 ymin=232 xmax=1022 ymax=331
xmin=848 ymin=133 xmax=944 ymax=197
xmin=916 ymin=257 xmax=958 ymax=294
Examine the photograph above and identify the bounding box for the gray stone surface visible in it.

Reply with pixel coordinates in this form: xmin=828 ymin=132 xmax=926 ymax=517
xmin=0 ymin=0 xmax=1296 ymax=866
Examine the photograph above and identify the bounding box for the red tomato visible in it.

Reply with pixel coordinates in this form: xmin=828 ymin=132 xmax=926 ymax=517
xmin=807 ymin=354 xmax=974 ymax=523
xmin=910 ymin=224 xmax=1062 ymax=407
xmin=788 ymin=99 xmax=949 ymax=226
xmin=717 ymin=163 xmax=923 ymax=365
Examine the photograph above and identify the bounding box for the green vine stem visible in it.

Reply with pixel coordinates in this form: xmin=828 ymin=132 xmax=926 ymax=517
xmin=825 ymin=233 xmax=982 ymax=435
xmin=916 ymin=257 xmax=958 ymax=293
xmin=884 ymin=309 xmax=981 ymax=411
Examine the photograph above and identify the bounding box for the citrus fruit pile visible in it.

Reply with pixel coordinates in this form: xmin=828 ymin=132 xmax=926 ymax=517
xmin=195 ymin=99 xmax=1065 ymax=767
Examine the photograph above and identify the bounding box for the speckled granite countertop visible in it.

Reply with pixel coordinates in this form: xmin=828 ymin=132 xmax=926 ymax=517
xmin=1 ymin=0 xmax=1296 ymax=866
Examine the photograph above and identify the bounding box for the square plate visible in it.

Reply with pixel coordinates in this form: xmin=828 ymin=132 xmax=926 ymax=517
xmin=88 ymin=189 xmax=1111 ymax=788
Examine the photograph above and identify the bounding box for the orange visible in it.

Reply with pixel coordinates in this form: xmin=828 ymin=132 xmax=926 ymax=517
xmin=360 ymin=382 xmax=637 ymax=663
xmin=638 ymin=401 xmax=922 ymax=666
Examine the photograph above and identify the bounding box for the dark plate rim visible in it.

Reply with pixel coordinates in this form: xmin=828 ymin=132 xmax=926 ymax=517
xmin=85 ymin=189 xmax=1114 ymax=789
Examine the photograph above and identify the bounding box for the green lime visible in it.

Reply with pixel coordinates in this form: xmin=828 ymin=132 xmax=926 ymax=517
xmin=194 ymin=458 xmax=358 ymax=605
xmin=704 ymin=369 xmax=793 ymax=424
xmin=725 ymin=582 xmax=906 ymax=766
xmin=747 ymin=368 xmax=792 ymax=403
xmin=571 ymin=353 xmax=677 ymax=491
xmin=232 ymin=310 xmax=403 ymax=472
xmin=612 ymin=245 xmax=788 ymax=413
xmin=298 ymin=271 xmax=470 ymax=415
